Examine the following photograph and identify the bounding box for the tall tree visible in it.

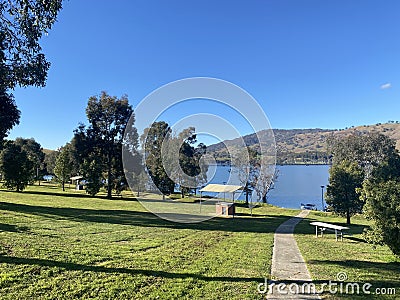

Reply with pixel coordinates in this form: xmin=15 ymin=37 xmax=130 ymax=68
xmin=360 ymin=151 xmax=400 ymax=256
xmin=54 ymin=144 xmax=73 ymax=191
xmin=122 ymin=121 xmax=143 ymax=197
xmin=253 ymin=166 xmax=278 ymax=204
xmin=177 ymin=128 xmax=198 ymax=197
xmin=234 ymin=147 xmax=277 ymax=204
xmin=0 ymin=1 xmax=62 ymax=140
xmin=71 ymin=123 xmax=103 ymax=195
xmin=193 ymin=142 xmax=208 ymax=192
xmin=75 ymin=92 xmax=134 ymax=198
xmin=0 ymin=141 xmax=33 ymax=191
xmin=326 ymin=160 xmax=364 ymax=225
xmin=234 ymin=147 xmax=259 ymax=205
xmin=162 ymin=127 xmax=208 ymax=198
xmin=143 ymin=121 xmax=175 ymax=196
xmin=177 ymin=131 xmax=208 ymax=197
xmin=327 ymin=132 xmax=400 ymax=224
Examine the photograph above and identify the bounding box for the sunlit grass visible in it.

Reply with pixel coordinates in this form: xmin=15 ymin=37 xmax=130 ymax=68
xmin=0 ymin=184 xmax=298 ymax=299
xmin=295 ymin=211 xmax=400 ymax=299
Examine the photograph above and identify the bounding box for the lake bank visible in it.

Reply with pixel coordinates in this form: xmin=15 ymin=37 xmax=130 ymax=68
xmin=206 ymin=164 xmax=330 ymax=210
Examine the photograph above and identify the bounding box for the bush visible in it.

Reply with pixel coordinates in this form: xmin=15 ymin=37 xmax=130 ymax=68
xmin=361 ymin=180 xmax=400 ymax=256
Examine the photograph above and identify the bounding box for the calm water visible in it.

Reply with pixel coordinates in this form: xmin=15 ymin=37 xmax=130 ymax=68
xmin=205 ymin=164 xmax=330 ymax=210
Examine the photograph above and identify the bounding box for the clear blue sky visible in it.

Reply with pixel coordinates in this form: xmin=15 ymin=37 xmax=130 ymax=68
xmin=9 ymin=0 xmax=400 ymax=150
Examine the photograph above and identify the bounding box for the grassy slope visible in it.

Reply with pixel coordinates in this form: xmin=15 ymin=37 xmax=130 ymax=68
xmin=0 ymin=185 xmax=298 ymax=299
xmin=295 ymin=211 xmax=400 ymax=299
xmin=208 ymin=123 xmax=400 ymax=163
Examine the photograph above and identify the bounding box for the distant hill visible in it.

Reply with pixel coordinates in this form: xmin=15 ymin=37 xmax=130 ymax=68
xmin=42 ymin=148 xmax=55 ymax=155
xmin=206 ymin=122 xmax=400 ymax=165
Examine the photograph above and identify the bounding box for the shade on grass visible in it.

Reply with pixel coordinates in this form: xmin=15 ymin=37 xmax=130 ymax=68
xmin=0 ymin=184 xmax=298 ymax=299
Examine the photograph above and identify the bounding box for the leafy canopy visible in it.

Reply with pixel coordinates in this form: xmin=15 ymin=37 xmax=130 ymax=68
xmin=0 ymin=141 xmax=34 ymax=191
xmin=0 ymin=0 xmax=62 ymax=89
xmin=54 ymin=143 xmax=73 ymax=191
xmin=73 ymin=92 xmax=135 ymax=198
xmin=0 ymin=90 xmax=20 ymax=142
xmin=326 ymin=160 xmax=364 ymax=224
xmin=360 ymin=151 xmax=400 ymax=256
xmin=0 ymin=0 xmax=62 ymax=142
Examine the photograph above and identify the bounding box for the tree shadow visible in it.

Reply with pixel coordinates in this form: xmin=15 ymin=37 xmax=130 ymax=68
xmin=0 ymin=189 xmax=137 ymax=201
xmin=309 ymin=259 xmax=400 ymax=275
xmin=0 ymin=201 xmax=290 ymax=233
xmin=0 ymin=223 xmax=29 ymax=232
xmin=0 ymin=255 xmax=263 ymax=283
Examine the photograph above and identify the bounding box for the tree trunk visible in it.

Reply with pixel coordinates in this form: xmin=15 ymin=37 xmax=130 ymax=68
xmin=181 ymin=189 xmax=185 ymax=198
xmin=262 ymin=194 xmax=267 ymax=203
xmin=107 ymin=151 xmax=112 ymax=199
xmin=346 ymin=209 xmax=351 ymax=225
xmin=62 ymin=181 xmax=65 ymax=192
xmin=37 ymin=167 xmax=40 ymax=186
xmin=107 ymin=167 xmax=112 ymax=199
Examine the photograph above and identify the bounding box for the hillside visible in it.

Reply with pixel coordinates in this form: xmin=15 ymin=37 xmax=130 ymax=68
xmin=206 ymin=122 xmax=400 ymax=165
xmin=42 ymin=148 xmax=55 ymax=155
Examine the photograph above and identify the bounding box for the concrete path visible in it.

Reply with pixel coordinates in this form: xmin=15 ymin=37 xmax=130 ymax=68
xmin=267 ymin=210 xmax=321 ymax=299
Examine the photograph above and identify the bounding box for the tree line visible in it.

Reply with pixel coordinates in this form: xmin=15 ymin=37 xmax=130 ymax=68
xmin=0 ymin=1 xmax=212 ymax=200
xmin=0 ymin=91 xmax=211 ymax=200
xmin=326 ymin=132 xmax=400 ymax=256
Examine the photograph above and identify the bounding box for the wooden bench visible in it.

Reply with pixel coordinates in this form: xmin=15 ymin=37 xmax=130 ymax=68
xmin=310 ymin=221 xmax=350 ymax=241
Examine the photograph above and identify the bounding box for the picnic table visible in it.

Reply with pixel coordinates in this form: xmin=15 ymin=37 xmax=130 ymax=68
xmin=310 ymin=221 xmax=350 ymax=241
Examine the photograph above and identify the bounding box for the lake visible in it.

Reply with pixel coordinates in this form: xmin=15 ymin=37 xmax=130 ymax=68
xmin=205 ymin=164 xmax=330 ymax=210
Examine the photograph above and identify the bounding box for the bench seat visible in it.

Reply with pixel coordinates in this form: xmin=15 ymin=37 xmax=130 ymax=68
xmin=310 ymin=221 xmax=350 ymax=241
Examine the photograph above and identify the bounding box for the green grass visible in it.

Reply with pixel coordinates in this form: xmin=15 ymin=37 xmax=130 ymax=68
xmin=3 ymin=184 xmax=399 ymax=299
xmin=295 ymin=211 xmax=400 ymax=299
xmin=0 ymin=184 xmax=298 ymax=299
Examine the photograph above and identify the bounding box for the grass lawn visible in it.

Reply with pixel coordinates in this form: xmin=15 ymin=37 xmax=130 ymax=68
xmin=295 ymin=211 xmax=400 ymax=299
xmin=0 ymin=184 xmax=298 ymax=299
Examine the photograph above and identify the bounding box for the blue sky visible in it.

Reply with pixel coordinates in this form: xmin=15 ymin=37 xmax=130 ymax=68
xmin=9 ymin=0 xmax=400 ymax=149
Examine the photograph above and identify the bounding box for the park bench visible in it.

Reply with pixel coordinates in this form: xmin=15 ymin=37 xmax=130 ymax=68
xmin=310 ymin=221 xmax=350 ymax=241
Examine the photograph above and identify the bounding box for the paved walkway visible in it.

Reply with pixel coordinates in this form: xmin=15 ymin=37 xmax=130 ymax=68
xmin=267 ymin=210 xmax=321 ymax=299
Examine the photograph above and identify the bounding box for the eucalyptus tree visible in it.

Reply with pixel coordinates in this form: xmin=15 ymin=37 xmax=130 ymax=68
xmin=326 ymin=160 xmax=364 ymax=225
xmin=74 ymin=92 xmax=134 ymax=198
xmin=328 ymin=132 xmax=398 ymax=177
xmin=0 ymin=0 xmax=63 ymax=141
xmin=142 ymin=121 xmax=175 ymax=196
xmin=234 ymin=147 xmax=277 ymax=204
xmin=234 ymin=147 xmax=259 ymax=205
xmin=163 ymin=127 xmax=208 ymax=198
